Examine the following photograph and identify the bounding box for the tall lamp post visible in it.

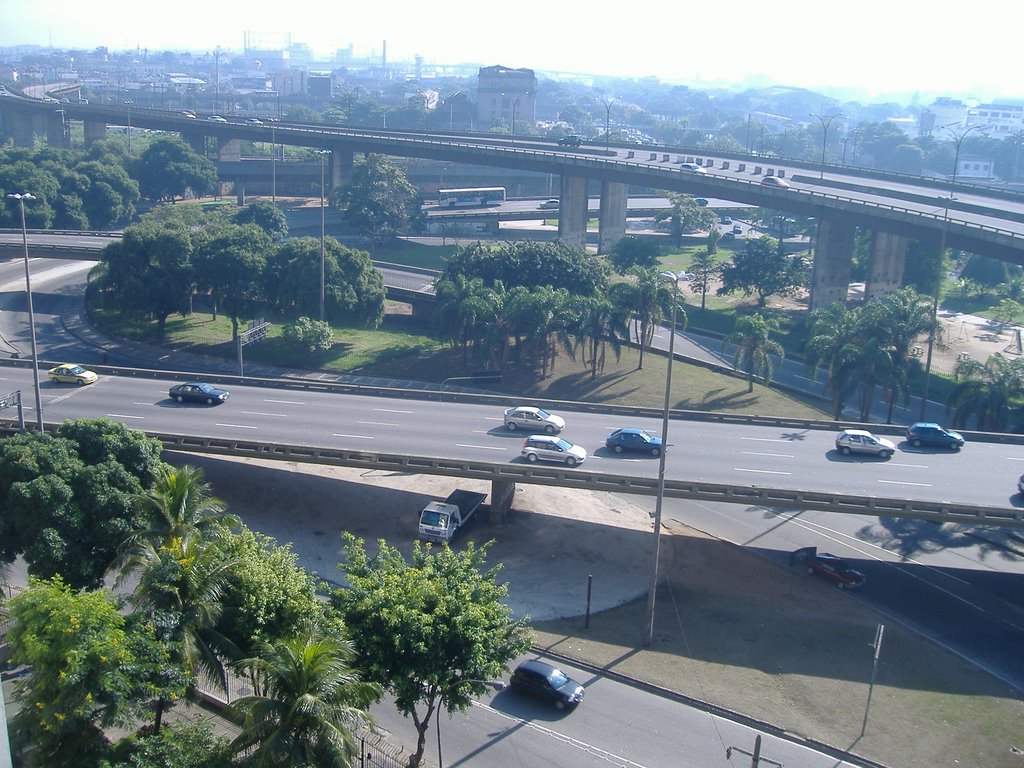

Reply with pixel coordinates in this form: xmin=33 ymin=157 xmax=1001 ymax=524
xmin=810 ymin=111 xmax=842 ymax=180
xmin=315 ymin=149 xmax=331 ymax=322
xmin=124 ymin=99 xmax=133 ymax=156
xmin=919 ymin=122 xmax=983 ymax=419
xmin=7 ymin=193 xmax=43 ymax=433
xmin=270 ymin=125 xmax=277 ymax=204
xmin=436 ymin=679 xmax=505 ymax=768
xmin=644 ymin=271 xmax=685 ymax=646
xmin=601 ymin=97 xmax=616 ymax=154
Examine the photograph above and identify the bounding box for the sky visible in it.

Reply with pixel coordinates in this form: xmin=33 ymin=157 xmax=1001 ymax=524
xmin=3 ymin=0 xmax=1021 ymax=103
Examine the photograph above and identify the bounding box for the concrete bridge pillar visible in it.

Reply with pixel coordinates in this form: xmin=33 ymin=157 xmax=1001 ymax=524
xmin=180 ymin=130 xmax=206 ymax=155
xmin=11 ymin=112 xmax=34 ymax=148
xmin=810 ymin=216 xmax=856 ymax=310
xmin=329 ymin=149 xmax=353 ymax=190
xmin=489 ymin=479 xmax=515 ymax=523
xmin=46 ymin=114 xmax=67 ymax=148
xmin=558 ymin=174 xmax=589 ymax=250
xmin=217 ymin=137 xmax=241 ymax=162
xmin=83 ymin=119 xmax=107 ymax=145
xmin=865 ymin=231 xmax=907 ymax=301
xmin=598 ymin=180 xmax=628 ymax=254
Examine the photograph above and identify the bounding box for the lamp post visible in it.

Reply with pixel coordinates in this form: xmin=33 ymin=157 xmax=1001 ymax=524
xmin=270 ymin=125 xmax=277 ymax=204
xmin=124 ymin=99 xmax=133 ymax=156
xmin=601 ymin=97 xmax=616 ymax=154
xmin=315 ymin=149 xmax=331 ymax=322
xmin=436 ymin=678 xmax=505 ymax=768
xmin=7 ymin=193 xmax=43 ymax=433
xmin=919 ymin=123 xmax=983 ymax=420
xmin=644 ymin=271 xmax=684 ymax=646
xmin=810 ymin=111 xmax=842 ymax=180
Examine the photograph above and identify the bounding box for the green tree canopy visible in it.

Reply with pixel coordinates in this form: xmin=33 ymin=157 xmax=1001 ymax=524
xmin=193 ymin=223 xmax=271 ymax=340
xmin=717 ymin=236 xmax=808 ymax=306
xmin=133 ymin=136 xmax=217 ymax=202
xmin=333 ymin=153 xmax=422 ymax=244
xmin=609 ymin=236 xmax=661 ymax=273
xmin=440 ymin=240 xmax=609 ymax=296
xmin=233 ymin=199 xmax=289 ymax=240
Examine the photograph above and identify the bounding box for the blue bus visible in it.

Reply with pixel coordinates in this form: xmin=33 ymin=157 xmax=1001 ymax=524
xmin=437 ymin=187 xmax=507 ymax=208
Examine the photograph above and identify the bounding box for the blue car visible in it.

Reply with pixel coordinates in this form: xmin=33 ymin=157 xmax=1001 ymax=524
xmin=605 ymin=428 xmax=663 ymax=456
xmin=906 ymin=422 xmax=964 ymax=450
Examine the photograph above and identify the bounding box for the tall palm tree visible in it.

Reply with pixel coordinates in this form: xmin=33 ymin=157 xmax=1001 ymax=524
xmin=229 ymin=625 xmax=379 ymax=768
xmin=612 ymin=266 xmax=680 ymax=370
xmin=433 ymin=274 xmax=490 ymax=367
xmin=722 ymin=313 xmax=785 ymax=393
xmin=566 ymin=291 xmax=628 ymax=379
xmin=805 ymin=302 xmax=865 ymax=420
xmin=946 ymin=353 xmax=1024 ymax=431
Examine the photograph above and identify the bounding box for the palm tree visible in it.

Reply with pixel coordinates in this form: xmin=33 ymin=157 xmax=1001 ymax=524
xmin=612 ymin=266 xmax=680 ymax=370
xmin=566 ymin=291 xmax=628 ymax=379
xmin=805 ymin=302 xmax=865 ymax=420
xmin=946 ymin=353 xmax=1024 ymax=431
xmin=433 ymin=274 xmax=490 ymax=367
xmin=722 ymin=313 xmax=785 ymax=393
xmin=229 ymin=624 xmax=379 ymax=768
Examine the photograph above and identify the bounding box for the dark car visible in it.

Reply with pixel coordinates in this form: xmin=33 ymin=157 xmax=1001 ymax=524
xmin=791 ymin=547 xmax=866 ymax=589
xmin=906 ymin=422 xmax=965 ymax=450
xmin=169 ymin=382 xmax=230 ymax=405
xmin=605 ymin=428 xmax=663 ymax=456
xmin=510 ymin=660 xmax=585 ymax=710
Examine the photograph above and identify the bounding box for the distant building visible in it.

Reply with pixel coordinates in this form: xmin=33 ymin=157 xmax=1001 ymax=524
xmin=476 ymin=65 xmax=536 ymax=130
xmin=919 ymin=97 xmax=969 ymax=136
xmin=308 ymin=71 xmax=332 ymax=100
xmin=967 ymin=103 xmax=1024 ymax=138
xmin=955 ymin=154 xmax=995 ymax=180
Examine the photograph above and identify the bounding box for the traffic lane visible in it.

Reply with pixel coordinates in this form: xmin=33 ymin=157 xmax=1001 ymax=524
xmin=371 ymin=654 xmax=871 ymax=768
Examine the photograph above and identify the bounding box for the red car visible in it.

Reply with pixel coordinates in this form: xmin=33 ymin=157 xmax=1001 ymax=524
xmin=791 ymin=547 xmax=866 ymax=589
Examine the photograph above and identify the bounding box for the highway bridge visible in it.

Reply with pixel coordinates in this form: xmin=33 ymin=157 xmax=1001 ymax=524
xmin=4 ymin=98 xmax=1024 ymax=309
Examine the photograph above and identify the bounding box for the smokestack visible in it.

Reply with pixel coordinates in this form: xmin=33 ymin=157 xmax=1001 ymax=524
xmin=382 ymin=40 xmax=387 ymax=72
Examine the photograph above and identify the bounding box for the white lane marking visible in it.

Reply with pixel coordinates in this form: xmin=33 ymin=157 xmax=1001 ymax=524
xmin=1007 ymin=456 xmax=1024 ymax=461
xmin=888 ymin=462 xmax=928 ymax=469
xmin=484 ymin=416 xmax=504 ymax=421
xmin=215 ymin=423 xmax=258 ymax=429
xmin=734 ymin=467 xmax=791 ymax=475
xmin=374 ymin=408 xmax=413 ymax=414
xmin=133 ymin=402 xmax=152 ymax=406
xmin=877 ymin=479 xmax=931 ymax=487
xmin=456 ymin=444 xmax=506 ymax=451
xmin=332 ymin=433 xmax=374 ymax=439
xmin=243 ymin=411 xmax=288 ymax=418
xmin=357 ymin=420 xmax=400 ymax=427
xmin=742 ymin=451 xmax=794 ymax=458
xmin=265 ymin=399 xmax=305 ymax=405
xmin=741 ymin=436 xmax=788 ymax=443
xmin=108 ymin=413 xmax=143 ymax=420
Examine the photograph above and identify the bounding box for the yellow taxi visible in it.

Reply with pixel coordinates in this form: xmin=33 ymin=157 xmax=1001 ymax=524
xmin=47 ymin=363 xmax=98 ymax=386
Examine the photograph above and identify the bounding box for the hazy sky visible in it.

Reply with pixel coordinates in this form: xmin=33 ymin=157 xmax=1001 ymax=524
xmin=3 ymin=0 xmax=1020 ymax=102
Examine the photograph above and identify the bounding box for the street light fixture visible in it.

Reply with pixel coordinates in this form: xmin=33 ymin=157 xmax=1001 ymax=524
xmin=919 ymin=122 xmax=984 ymax=420
xmin=124 ymin=99 xmax=134 ymax=156
xmin=601 ymin=97 xmax=616 ymax=154
xmin=270 ymin=125 xmax=277 ymax=204
xmin=437 ymin=678 xmax=506 ymax=768
xmin=644 ymin=271 xmax=685 ymax=646
xmin=315 ymin=149 xmax=331 ymax=322
xmin=810 ymin=111 xmax=843 ymax=180
xmin=6 ymin=193 xmax=43 ymax=433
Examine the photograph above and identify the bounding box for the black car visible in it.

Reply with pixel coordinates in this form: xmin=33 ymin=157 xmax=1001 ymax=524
xmin=169 ymin=382 xmax=230 ymax=405
xmin=605 ymin=428 xmax=663 ymax=456
xmin=509 ymin=660 xmax=584 ymax=710
xmin=906 ymin=422 xmax=964 ymax=450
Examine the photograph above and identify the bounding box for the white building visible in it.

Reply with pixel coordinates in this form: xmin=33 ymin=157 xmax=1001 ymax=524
xmin=967 ymin=103 xmax=1024 ymax=138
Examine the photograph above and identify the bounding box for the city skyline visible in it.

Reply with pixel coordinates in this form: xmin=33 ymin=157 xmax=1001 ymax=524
xmin=2 ymin=0 xmax=1020 ymax=104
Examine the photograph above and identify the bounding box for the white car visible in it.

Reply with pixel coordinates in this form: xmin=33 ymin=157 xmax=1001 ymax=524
xmin=680 ymin=163 xmax=706 ymax=174
xmin=207 ymin=115 xmax=228 ymax=123
xmin=504 ymin=406 xmax=565 ymax=434
xmin=835 ymin=429 xmax=896 ymax=458
xmin=539 ymin=199 xmax=560 ymax=209
xmin=761 ymin=176 xmax=791 ymax=188
xmin=521 ymin=435 xmax=587 ymax=467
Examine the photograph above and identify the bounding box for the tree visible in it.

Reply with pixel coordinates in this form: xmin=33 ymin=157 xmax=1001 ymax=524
xmin=440 ymin=240 xmax=609 ymax=297
xmin=433 ymin=274 xmax=492 ymax=367
xmin=688 ymin=250 xmax=721 ymax=311
xmin=107 ymin=720 xmax=235 ymax=768
xmin=565 ymin=290 xmax=627 ymax=379
xmin=133 ymin=136 xmax=217 ymax=202
xmin=233 ymin=200 xmax=289 ymax=240
xmin=193 ymin=223 xmax=271 ymax=340
xmin=611 ymin=266 xmax=682 ymax=370
xmin=722 ymin=313 xmax=785 ymax=392
xmin=282 ymin=316 xmax=334 ymax=354
xmin=333 ymin=535 xmax=531 ymax=768
xmin=960 ymin=253 xmax=1010 ymax=292
xmin=804 ymin=302 xmax=865 ymax=420
xmin=608 ymin=236 xmax=660 ymax=273
xmin=228 ymin=624 xmax=379 ymax=768
xmin=333 ymin=154 xmax=422 ymax=245
xmin=946 ymin=353 xmax=1024 ymax=431
xmin=718 ymin=236 xmax=808 ymax=306
xmin=7 ymin=577 xmax=179 ymax=768
xmin=654 ymin=193 xmax=718 ymax=246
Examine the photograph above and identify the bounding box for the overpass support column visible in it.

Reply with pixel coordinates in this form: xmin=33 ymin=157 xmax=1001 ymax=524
xmin=46 ymin=114 xmax=67 ymax=148
xmin=809 ymin=216 xmax=855 ymax=310
xmin=83 ymin=119 xmax=107 ymax=145
xmin=217 ymin=137 xmax=241 ymax=162
xmin=329 ymin=149 xmax=353 ymax=190
xmin=865 ymin=231 xmax=907 ymax=301
xmin=598 ymin=180 xmax=628 ymax=254
xmin=558 ymin=174 xmax=588 ymax=250
xmin=11 ymin=112 xmax=34 ymax=148
xmin=181 ymin=130 xmax=206 ymax=155
xmin=489 ymin=479 xmax=515 ymax=524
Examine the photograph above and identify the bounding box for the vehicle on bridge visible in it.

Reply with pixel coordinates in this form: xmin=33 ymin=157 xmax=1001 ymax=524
xmin=906 ymin=422 xmax=964 ymax=450
xmin=539 ymin=198 xmax=560 ymax=209
xmin=557 ymin=135 xmax=582 ymax=147
xmin=605 ymin=428 xmax=663 ymax=456
xmin=835 ymin=429 xmax=895 ymax=458
xmin=504 ymin=406 xmax=564 ymax=433
xmin=437 ymin=186 xmax=506 ymax=208
xmin=521 ymin=435 xmax=587 ymax=467
xmin=169 ymin=382 xmax=230 ymax=405
xmin=48 ymin=363 xmax=97 ymax=386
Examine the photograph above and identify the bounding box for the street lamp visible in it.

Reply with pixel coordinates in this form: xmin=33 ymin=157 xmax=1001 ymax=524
xmin=644 ymin=271 xmax=685 ymax=646
xmin=6 ymin=193 xmax=43 ymax=433
xmin=919 ymin=122 xmax=984 ymax=420
xmin=270 ymin=125 xmax=277 ymax=204
xmin=315 ymin=149 xmax=331 ymax=322
xmin=124 ymin=99 xmax=133 ymax=156
xmin=436 ymin=678 xmax=505 ymax=768
xmin=810 ymin=111 xmax=843 ymax=180
xmin=601 ymin=97 xmax=616 ymax=154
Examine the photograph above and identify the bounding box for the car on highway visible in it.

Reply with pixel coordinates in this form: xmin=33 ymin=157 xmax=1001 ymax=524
xmin=834 ymin=429 xmax=896 ymax=458
xmin=761 ymin=175 xmax=791 ymax=188
xmin=680 ymin=162 xmax=706 ymax=174
xmin=206 ymin=115 xmax=228 ymax=123
xmin=521 ymin=435 xmax=587 ymax=467
xmin=504 ymin=406 xmax=565 ymax=434
xmin=791 ymin=547 xmax=866 ymax=589
xmin=557 ymin=135 xmax=582 ymax=147
xmin=48 ymin=363 xmax=98 ymax=386
xmin=539 ymin=198 xmax=560 ymax=209
xmin=244 ymin=117 xmax=263 ymax=125
xmin=169 ymin=382 xmax=230 ymax=405
xmin=906 ymin=422 xmax=965 ymax=449
xmin=606 ymin=427 xmax=663 ymax=456
xmin=720 ymin=216 xmax=733 ymax=225
xmin=694 ymin=197 xmax=709 ymax=206
xmin=180 ymin=110 xmax=197 ymax=119
xmin=732 ymin=224 xmax=743 ymax=234
xmin=510 ymin=660 xmax=585 ymax=710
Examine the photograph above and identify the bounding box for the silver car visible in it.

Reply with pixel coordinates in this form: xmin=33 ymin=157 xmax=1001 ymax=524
xmin=521 ymin=435 xmax=587 ymax=467
xmin=835 ymin=429 xmax=896 ymax=458
xmin=504 ymin=406 xmax=565 ymax=434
